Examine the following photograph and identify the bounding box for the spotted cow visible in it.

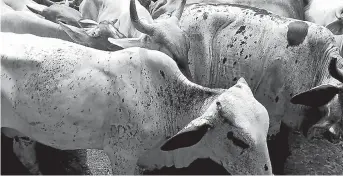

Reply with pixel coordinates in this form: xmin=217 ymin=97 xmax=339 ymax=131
xmin=1 ymin=32 xmax=272 ymax=175
xmin=110 ymin=0 xmax=343 ymax=144
xmin=149 ymin=0 xmax=306 ymax=19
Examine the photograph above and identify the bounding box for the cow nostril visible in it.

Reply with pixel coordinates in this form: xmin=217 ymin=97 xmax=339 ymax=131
xmin=264 ymin=164 xmax=268 ymax=171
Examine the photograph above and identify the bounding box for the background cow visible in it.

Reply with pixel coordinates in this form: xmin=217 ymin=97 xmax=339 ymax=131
xmin=149 ymin=0 xmax=306 ymax=19
xmin=108 ymin=1 xmax=343 ymax=173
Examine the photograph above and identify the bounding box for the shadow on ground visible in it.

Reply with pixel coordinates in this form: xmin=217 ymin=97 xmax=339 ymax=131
xmin=1 ymin=134 xmax=92 ymax=175
xmin=284 ymin=132 xmax=343 ymax=174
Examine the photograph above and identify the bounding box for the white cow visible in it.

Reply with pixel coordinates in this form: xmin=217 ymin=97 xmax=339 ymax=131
xmin=305 ymin=0 xmax=343 ymax=56
xmin=78 ymin=0 xmax=153 ymax=37
xmin=26 ymin=0 xmax=83 ymax=27
xmin=2 ymin=0 xmax=47 ymax=12
xmin=1 ymin=32 xmax=272 ymax=175
xmin=1 ymin=11 xmax=74 ymax=42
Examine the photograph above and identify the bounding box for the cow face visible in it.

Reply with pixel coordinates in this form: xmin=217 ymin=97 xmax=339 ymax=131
xmin=291 ymin=57 xmax=343 ymax=142
xmin=108 ymin=0 xmax=192 ymax=80
xmin=325 ymin=5 xmax=343 ymax=35
xmin=136 ymin=78 xmax=272 ymax=175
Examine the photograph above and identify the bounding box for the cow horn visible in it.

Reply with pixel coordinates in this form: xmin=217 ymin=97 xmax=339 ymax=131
xmin=329 ymin=57 xmax=343 ymax=83
xmin=173 ymin=0 xmax=186 ymax=20
xmin=130 ymin=0 xmax=155 ymax=35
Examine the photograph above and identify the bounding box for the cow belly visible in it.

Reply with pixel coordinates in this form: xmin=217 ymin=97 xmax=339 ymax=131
xmin=1 ymin=69 xmax=110 ymax=150
xmin=2 ymin=107 xmax=104 ymax=151
xmin=1 ymin=96 xmax=105 ymax=150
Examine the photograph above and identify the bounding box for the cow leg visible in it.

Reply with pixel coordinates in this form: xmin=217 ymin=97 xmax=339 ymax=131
xmin=13 ymin=137 xmax=42 ymax=175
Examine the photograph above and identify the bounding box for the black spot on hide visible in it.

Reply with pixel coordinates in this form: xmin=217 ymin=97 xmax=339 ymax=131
xmin=212 ymin=3 xmax=272 ymax=16
xmin=235 ymin=26 xmax=246 ymax=35
xmin=223 ymin=57 xmax=227 ymax=64
xmin=159 ymin=70 xmax=165 ymax=79
xmin=287 ymin=21 xmax=308 ymax=47
xmin=203 ymin=12 xmax=208 ymax=20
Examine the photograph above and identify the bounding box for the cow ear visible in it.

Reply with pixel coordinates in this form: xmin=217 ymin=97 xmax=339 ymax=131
xmin=291 ymin=85 xmax=340 ymax=107
xmin=59 ymin=21 xmax=91 ymax=46
xmin=160 ymin=123 xmax=211 ymax=151
xmin=108 ymin=37 xmax=146 ymax=48
xmin=326 ymin=20 xmax=343 ymax=35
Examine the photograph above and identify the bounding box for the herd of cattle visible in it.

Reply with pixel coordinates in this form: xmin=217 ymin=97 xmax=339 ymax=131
xmin=1 ymin=0 xmax=343 ymax=174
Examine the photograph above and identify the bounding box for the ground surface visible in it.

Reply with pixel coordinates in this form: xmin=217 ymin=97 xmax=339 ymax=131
xmin=284 ymin=133 xmax=343 ymax=174
xmin=2 ymin=133 xmax=343 ymax=175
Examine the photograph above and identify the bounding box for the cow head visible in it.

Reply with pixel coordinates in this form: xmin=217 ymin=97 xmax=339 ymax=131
xmin=26 ymin=0 xmax=82 ymax=28
xmin=136 ymin=78 xmax=272 ymax=175
xmin=58 ymin=20 xmax=124 ymax=51
xmin=326 ymin=4 xmax=343 ymax=35
xmin=108 ymin=0 xmax=192 ymax=80
xmin=291 ymin=57 xmax=343 ymax=142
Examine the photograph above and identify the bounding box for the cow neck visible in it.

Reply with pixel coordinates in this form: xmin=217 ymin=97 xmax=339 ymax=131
xmin=161 ymin=76 xmax=224 ymax=136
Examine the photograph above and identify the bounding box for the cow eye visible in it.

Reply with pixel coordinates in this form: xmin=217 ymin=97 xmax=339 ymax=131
xmin=227 ymin=131 xmax=249 ymax=149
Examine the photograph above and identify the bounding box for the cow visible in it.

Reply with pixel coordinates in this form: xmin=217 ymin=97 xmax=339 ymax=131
xmin=1 ymin=32 xmax=272 ymax=175
xmin=150 ymin=0 xmax=343 ymax=59
xmin=78 ymin=0 xmax=152 ymax=38
xmin=304 ymin=0 xmax=343 ymax=58
xmin=1 ymin=11 xmax=74 ymax=42
xmin=54 ymin=0 xmax=155 ymax=56
xmin=110 ymin=0 xmax=343 ymax=144
xmin=149 ymin=0 xmax=306 ymax=20
xmin=0 ymin=9 xmax=124 ymax=51
xmin=33 ymin=0 xmax=81 ymax=10
xmin=26 ymin=0 xmax=83 ymax=27
xmin=304 ymin=0 xmax=343 ymax=34
xmin=59 ymin=0 xmax=193 ymax=81
xmin=1 ymin=0 xmax=14 ymax=13
xmin=2 ymin=0 xmax=47 ymax=12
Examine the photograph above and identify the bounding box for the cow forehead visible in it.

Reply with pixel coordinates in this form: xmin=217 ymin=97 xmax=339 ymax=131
xmin=214 ymin=84 xmax=268 ymax=125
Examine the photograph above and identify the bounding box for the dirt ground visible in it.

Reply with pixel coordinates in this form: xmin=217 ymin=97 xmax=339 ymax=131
xmin=284 ymin=133 xmax=343 ymax=175
xmin=2 ymin=133 xmax=342 ymax=175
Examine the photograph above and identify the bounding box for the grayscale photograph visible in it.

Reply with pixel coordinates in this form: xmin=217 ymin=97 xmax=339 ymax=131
xmin=1 ymin=0 xmax=343 ymax=175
